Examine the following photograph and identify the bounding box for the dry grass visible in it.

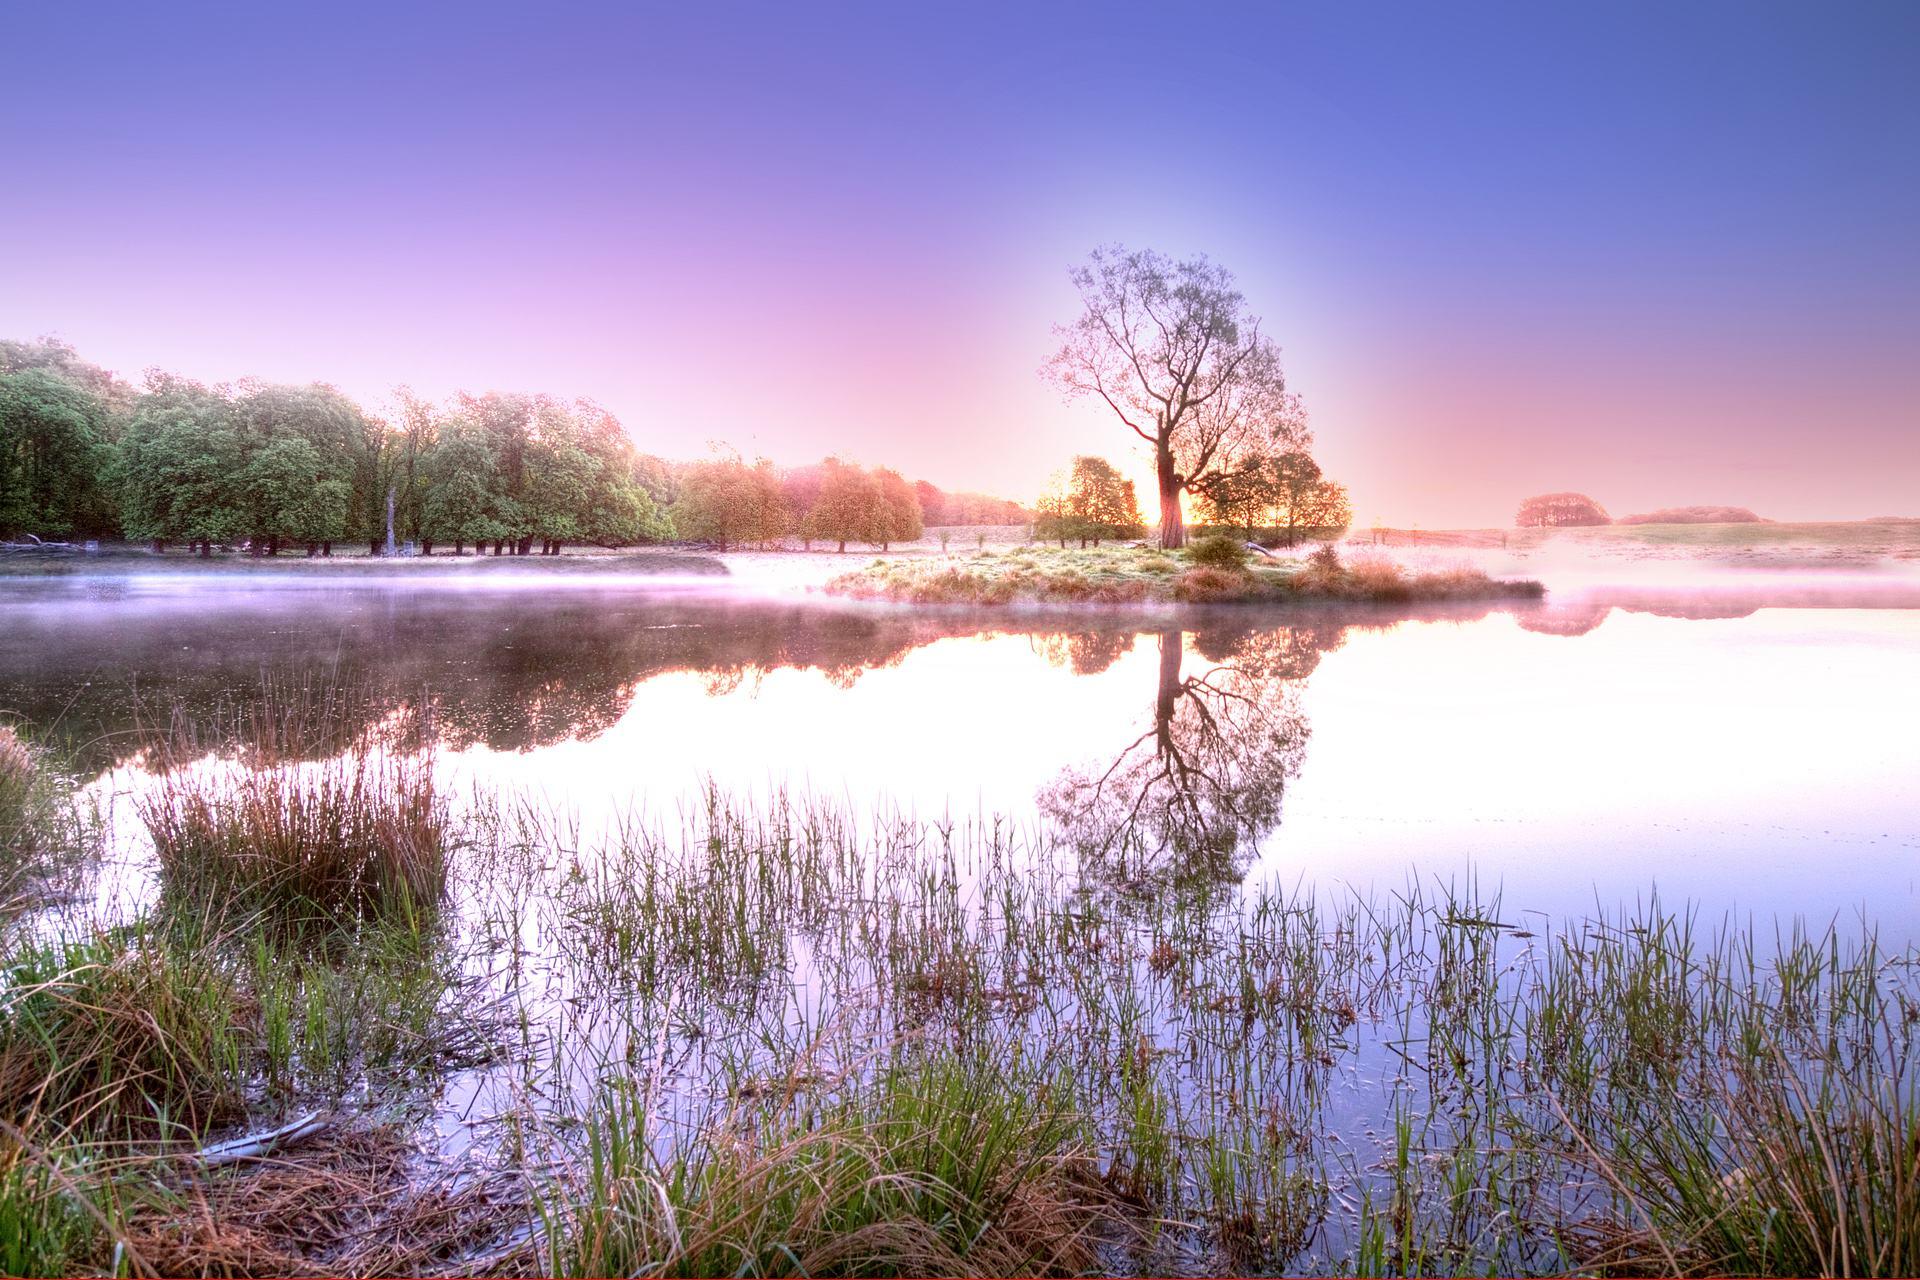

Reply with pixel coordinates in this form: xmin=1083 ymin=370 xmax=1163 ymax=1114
xmin=1171 ymin=566 xmax=1256 ymax=602
xmin=121 ymin=1124 xmax=531 ymax=1278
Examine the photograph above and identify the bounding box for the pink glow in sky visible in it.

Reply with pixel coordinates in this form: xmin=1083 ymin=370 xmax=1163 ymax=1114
xmin=3 ymin=3 xmax=1916 ymax=527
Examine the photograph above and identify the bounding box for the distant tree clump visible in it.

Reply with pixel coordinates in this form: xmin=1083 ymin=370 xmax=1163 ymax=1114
xmin=1034 ymin=455 xmax=1146 ymax=546
xmin=4 ymin=334 xmax=1039 ymax=558
xmin=797 ymin=458 xmax=921 ymax=552
xmin=1515 ymin=492 xmax=1610 ymax=528
xmin=1616 ymin=506 xmax=1763 ymax=525
xmin=1198 ymin=451 xmax=1352 ymax=546
xmin=914 ymin=480 xmax=1029 ymax=528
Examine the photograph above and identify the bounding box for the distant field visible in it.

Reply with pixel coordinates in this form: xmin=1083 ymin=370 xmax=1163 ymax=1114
xmin=1364 ymin=519 xmax=1920 ymax=562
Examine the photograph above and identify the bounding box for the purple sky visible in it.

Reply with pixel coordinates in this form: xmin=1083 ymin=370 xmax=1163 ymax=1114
xmin=4 ymin=1 xmax=1917 ymax=525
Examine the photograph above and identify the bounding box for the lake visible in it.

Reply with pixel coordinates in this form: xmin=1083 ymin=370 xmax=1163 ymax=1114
xmin=3 ymin=574 xmax=1915 ymax=934
xmin=3 ymin=572 xmax=1917 ymax=1272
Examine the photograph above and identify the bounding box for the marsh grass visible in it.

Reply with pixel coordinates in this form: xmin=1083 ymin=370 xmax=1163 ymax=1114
xmin=0 ymin=726 xmax=35 ymax=846
xmin=826 ymin=542 xmax=1542 ymax=606
xmin=539 ymin=1044 xmax=1118 ymax=1278
xmin=0 ymin=929 xmax=254 ymax=1142
xmin=2 ymin=743 xmax=1913 ymax=1275
xmin=139 ymin=742 xmax=450 ymax=929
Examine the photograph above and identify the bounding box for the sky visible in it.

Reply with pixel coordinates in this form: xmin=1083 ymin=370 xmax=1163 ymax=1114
xmin=3 ymin=1 xmax=1917 ymax=527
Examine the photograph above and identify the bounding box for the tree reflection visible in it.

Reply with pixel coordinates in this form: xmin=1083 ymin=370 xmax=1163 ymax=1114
xmin=1040 ymin=622 xmax=1340 ymax=888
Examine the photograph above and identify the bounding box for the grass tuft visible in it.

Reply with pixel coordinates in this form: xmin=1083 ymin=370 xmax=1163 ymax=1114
xmin=139 ymin=744 xmax=450 ymax=928
xmin=542 ymin=1047 xmax=1119 ymax=1277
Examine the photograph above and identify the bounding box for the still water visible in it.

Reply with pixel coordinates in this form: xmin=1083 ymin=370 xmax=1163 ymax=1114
xmin=2 ymin=574 xmax=1915 ymax=936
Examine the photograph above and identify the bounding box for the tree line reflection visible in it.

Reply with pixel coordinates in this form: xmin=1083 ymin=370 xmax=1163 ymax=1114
xmin=1 ymin=585 xmax=1598 ymax=881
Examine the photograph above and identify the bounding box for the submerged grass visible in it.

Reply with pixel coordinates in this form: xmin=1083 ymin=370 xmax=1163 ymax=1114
xmin=826 ymin=542 xmax=1543 ymax=606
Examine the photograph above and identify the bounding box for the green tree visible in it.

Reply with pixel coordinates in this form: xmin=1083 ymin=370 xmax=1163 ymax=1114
xmin=420 ymin=419 xmax=503 ymax=554
xmin=114 ymin=374 xmax=246 ymax=554
xmin=0 ymin=367 xmax=117 ymax=539
xmin=232 ymin=383 xmax=363 ymax=554
xmin=671 ymin=454 xmax=784 ymax=551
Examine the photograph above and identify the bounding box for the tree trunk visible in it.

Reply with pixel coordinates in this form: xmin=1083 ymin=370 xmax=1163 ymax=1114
xmin=370 ymin=539 xmax=382 ymax=556
xmin=454 ymin=540 xmax=464 ymax=555
xmin=197 ymin=541 xmax=211 ymax=558
xmin=322 ymin=541 xmax=332 ymax=556
xmin=421 ymin=539 xmax=433 ymax=556
xmin=306 ymin=542 xmax=318 ymax=557
xmin=836 ymin=540 xmax=846 ymax=553
xmin=152 ymin=539 xmax=165 ymax=554
xmin=1156 ymin=442 xmax=1185 ymax=549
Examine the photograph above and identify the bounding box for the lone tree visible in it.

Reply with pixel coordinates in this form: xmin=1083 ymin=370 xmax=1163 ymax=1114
xmin=1045 ymin=246 xmax=1303 ymax=548
xmin=1515 ymin=492 xmax=1610 ymax=528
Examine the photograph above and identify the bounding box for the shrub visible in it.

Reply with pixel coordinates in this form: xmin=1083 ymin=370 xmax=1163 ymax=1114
xmin=1185 ymin=533 xmax=1250 ymax=570
xmin=139 ymin=746 xmax=449 ymax=927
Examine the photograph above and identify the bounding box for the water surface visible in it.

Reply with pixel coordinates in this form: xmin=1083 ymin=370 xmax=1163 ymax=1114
xmin=2 ymin=575 xmax=1914 ymax=935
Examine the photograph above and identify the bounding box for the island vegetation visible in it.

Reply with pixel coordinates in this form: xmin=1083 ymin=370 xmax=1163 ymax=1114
xmin=827 ymin=537 xmax=1542 ymax=606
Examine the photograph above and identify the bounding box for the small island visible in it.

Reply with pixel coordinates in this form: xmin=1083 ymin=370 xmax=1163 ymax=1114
xmin=826 ymin=537 xmax=1543 ymax=605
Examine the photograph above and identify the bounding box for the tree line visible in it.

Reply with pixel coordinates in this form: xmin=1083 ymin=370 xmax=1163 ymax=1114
xmin=0 ymin=339 xmax=1026 ymax=555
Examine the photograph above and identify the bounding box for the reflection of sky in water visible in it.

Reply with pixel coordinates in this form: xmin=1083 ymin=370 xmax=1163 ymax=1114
xmin=4 ymin=580 xmax=1914 ymax=939
xmin=428 ymin=607 xmax=1917 ymax=935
